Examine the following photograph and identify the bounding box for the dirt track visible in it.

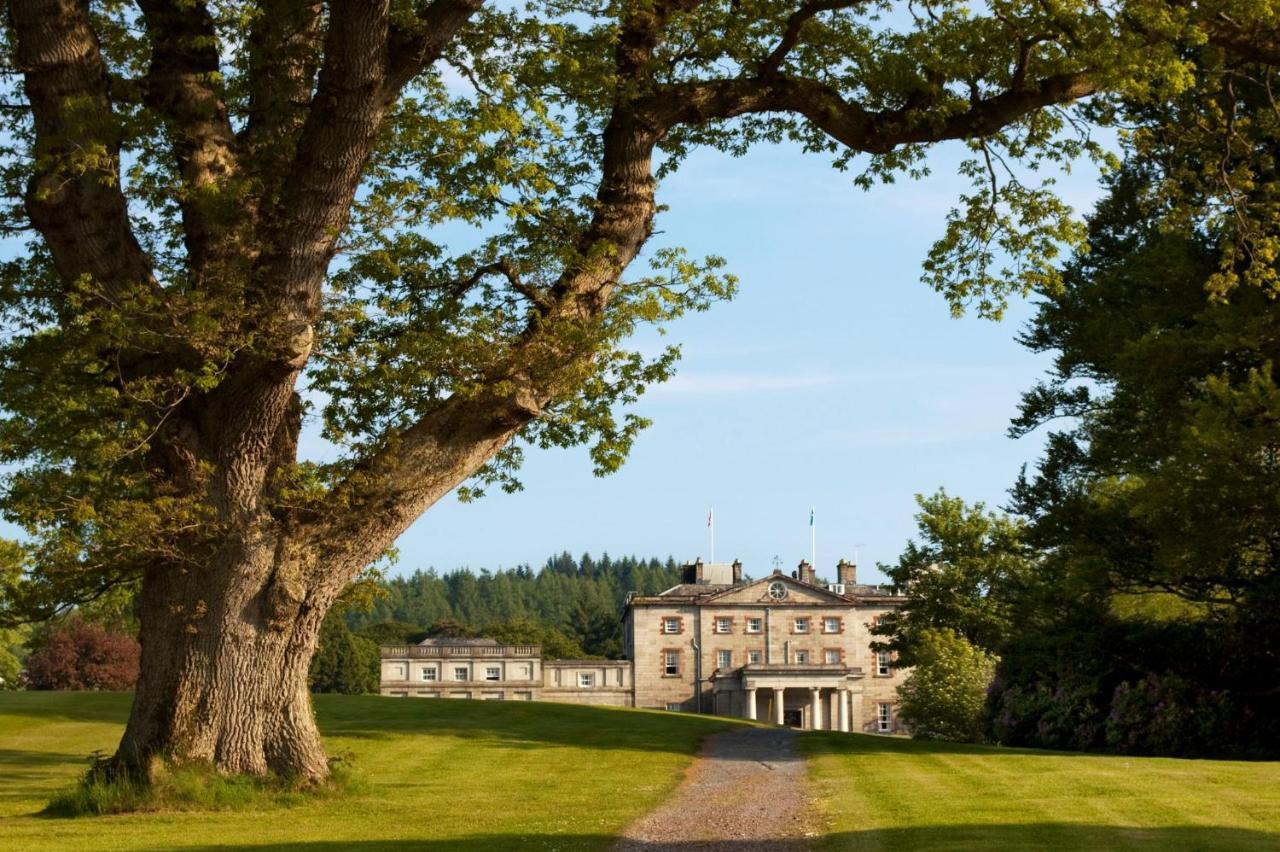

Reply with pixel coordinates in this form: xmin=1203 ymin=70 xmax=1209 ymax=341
xmin=612 ymin=726 xmax=816 ymax=852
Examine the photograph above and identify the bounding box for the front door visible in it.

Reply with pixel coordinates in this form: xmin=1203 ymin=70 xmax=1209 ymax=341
xmin=783 ymin=708 xmax=803 ymax=728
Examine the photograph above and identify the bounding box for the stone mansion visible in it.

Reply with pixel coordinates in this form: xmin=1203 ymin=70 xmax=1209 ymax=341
xmin=380 ymin=558 xmax=907 ymax=733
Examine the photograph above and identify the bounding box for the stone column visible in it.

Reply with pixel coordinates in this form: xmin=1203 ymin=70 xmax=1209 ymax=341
xmin=838 ymin=688 xmax=850 ymax=732
xmin=849 ymin=690 xmax=864 ymax=733
xmin=745 ymin=688 xmax=757 ymax=721
xmin=809 ymin=687 xmax=822 ymax=731
xmin=774 ymin=688 xmax=786 ymax=725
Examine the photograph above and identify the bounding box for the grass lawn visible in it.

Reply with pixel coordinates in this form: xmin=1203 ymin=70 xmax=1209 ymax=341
xmin=801 ymin=730 xmax=1280 ymax=851
xmin=4 ymin=693 xmax=1279 ymax=851
xmin=0 ymin=691 xmax=737 ymax=851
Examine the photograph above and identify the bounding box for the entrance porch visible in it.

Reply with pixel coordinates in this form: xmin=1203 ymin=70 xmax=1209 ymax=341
xmin=711 ymin=664 xmax=865 ymax=732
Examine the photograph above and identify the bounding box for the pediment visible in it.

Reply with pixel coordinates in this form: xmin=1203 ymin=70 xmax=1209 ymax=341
xmin=706 ymin=575 xmax=848 ymax=605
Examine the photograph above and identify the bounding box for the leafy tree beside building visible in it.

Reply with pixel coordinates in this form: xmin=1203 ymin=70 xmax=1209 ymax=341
xmin=896 ymin=629 xmax=997 ymax=743
xmin=310 ymin=612 xmax=380 ymax=694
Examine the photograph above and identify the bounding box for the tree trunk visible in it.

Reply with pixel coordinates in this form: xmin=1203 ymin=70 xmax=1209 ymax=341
xmin=112 ymin=529 xmax=333 ymax=782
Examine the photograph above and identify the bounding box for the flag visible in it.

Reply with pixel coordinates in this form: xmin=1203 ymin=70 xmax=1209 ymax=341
xmin=809 ymin=507 xmax=815 ymax=527
xmin=707 ymin=508 xmax=713 ymax=527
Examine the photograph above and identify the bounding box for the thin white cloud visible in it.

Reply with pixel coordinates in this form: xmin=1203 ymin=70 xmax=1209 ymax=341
xmin=652 ymin=371 xmax=836 ymax=395
xmin=824 ymin=422 xmax=1001 ymax=447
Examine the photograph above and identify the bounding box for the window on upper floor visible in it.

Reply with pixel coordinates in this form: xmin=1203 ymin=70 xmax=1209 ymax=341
xmin=794 ymin=617 xmax=810 ymax=633
xmin=714 ymin=617 xmax=732 ymax=634
xmin=747 ymin=650 xmax=762 ymax=664
xmin=746 ymin=617 xmax=762 ymax=634
xmin=662 ymin=617 xmax=680 ymax=634
xmin=716 ymin=650 xmax=731 ymax=669
xmin=823 ymin=617 xmax=841 ymax=634
xmin=876 ymin=651 xmax=892 ymax=676
xmin=824 ymin=649 xmax=841 ymax=664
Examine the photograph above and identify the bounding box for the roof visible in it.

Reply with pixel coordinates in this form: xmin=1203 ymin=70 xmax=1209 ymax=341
xmin=657 ymin=583 xmax=733 ymax=598
xmin=544 ymin=658 xmax=630 ymax=666
xmin=627 ymin=572 xmax=906 ymax=607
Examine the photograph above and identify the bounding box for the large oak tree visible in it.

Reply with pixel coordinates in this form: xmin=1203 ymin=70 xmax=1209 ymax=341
xmin=0 ymin=0 xmax=1263 ymax=781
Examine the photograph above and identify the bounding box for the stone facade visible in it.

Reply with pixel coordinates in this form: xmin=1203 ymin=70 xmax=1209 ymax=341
xmin=379 ymin=637 xmax=633 ymax=706
xmin=623 ymin=560 xmax=908 ymax=733
xmin=380 ymin=559 xmax=907 ymax=733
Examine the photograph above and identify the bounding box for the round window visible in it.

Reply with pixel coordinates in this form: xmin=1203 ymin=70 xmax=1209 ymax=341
xmin=768 ymin=581 xmax=788 ymax=600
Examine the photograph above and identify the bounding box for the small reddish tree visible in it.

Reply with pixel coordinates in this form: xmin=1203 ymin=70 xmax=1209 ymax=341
xmin=25 ymin=619 xmax=140 ymax=691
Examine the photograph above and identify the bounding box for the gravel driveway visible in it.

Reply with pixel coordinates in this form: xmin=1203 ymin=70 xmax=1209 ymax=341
xmin=612 ymin=726 xmax=817 ymax=851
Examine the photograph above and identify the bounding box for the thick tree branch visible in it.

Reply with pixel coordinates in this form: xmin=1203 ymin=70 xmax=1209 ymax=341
xmin=200 ymin=0 xmax=487 ymax=523
xmin=7 ymin=0 xmax=159 ymax=301
xmin=641 ymin=70 xmax=1097 ymax=153
xmin=254 ymin=0 xmax=484 ymax=334
xmin=137 ymin=0 xmax=241 ymax=273
xmin=760 ymin=0 xmax=868 ymax=75
xmin=1204 ymin=18 xmax=1280 ymax=67
xmin=242 ymin=0 xmax=324 ymax=177
xmin=386 ymin=0 xmax=486 ymax=93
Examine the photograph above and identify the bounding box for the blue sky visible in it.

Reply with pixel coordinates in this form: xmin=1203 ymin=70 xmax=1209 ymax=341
xmin=352 ymin=139 xmax=1107 ymax=585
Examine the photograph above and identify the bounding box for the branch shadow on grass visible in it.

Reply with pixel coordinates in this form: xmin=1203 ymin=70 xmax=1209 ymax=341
xmin=0 ymin=749 xmax=91 ymax=802
xmin=800 ymin=729 xmax=1280 ymax=763
xmin=182 ymin=824 xmax=1280 ymax=851
xmin=314 ymin=695 xmax=745 ymax=756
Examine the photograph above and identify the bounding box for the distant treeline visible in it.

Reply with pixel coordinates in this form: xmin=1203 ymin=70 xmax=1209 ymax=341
xmin=346 ymin=552 xmax=683 ymax=658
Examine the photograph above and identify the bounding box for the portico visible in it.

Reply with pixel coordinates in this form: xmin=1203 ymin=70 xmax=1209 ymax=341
xmin=713 ymin=664 xmax=865 ymax=731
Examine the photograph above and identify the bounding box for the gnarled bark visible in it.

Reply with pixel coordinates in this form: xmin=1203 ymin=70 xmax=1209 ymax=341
xmin=115 ymin=529 xmax=330 ymax=781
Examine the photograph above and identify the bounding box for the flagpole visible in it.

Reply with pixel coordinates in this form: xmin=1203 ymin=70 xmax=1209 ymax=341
xmin=708 ymin=507 xmax=715 ymax=564
xmin=810 ymin=507 xmax=816 ymax=570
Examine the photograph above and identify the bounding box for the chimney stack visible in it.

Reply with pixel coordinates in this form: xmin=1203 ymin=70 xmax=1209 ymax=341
xmin=797 ymin=559 xmax=816 ymax=585
xmin=731 ymin=559 xmax=743 ymax=584
xmin=837 ymin=558 xmax=857 ymax=586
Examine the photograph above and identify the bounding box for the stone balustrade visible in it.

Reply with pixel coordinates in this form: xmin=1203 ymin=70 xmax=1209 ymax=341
xmin=380 ymin=645 xmax=540 ymax=658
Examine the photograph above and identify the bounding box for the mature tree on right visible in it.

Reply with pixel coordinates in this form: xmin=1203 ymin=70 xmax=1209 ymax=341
xmin=993 ymin=149 xmax=1280 ymax=756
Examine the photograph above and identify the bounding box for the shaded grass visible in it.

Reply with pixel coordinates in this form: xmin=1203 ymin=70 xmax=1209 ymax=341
xmin=800 ymin=730 xmax=1280 ymax=851
xmin=44 ymin=754 xmax=364 ymax=816
xmin=0 ymin=692 xmax=737 ymax=850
